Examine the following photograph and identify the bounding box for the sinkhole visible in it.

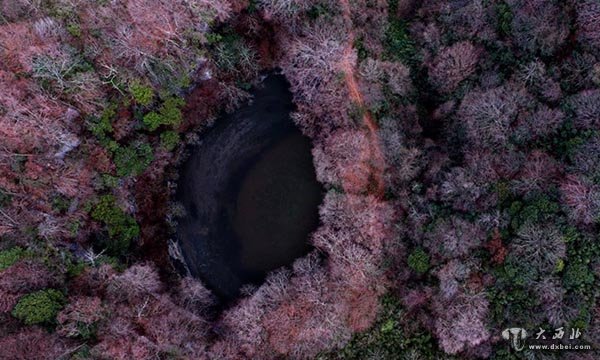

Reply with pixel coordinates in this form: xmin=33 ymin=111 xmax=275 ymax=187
xmin=175 ymin=74 xmax=323 ymax=300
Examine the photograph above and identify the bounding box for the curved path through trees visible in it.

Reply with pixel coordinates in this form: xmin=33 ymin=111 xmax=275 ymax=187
xmin=339 ymin=0 xmax=387 ymax=199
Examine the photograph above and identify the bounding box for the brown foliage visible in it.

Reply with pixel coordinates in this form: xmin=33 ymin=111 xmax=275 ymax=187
xmin=0 ymin=327 xmax=71 ymax=360
xmin=177 ymin=276 xmax=215 ymax=316
xmin=569 ymin=89 xmax=600 ymax=130
xmin=279 ymin=22 xmax=352 ymax=135
xmin=377 ymin=116 xmax=422 ymax=191
xmin=69 ymin=264 xmax=117 ymax=297
xmin=429 ymin=41 xmax=479 ymax=94
xmin=57 ymin=296 xmax=104 ymax=338
xmin=433 ymin=291 xmax=490 ymax=354
xmin=312 ymin=130 xmax=372 ymax=194
xmin=107 ymin=264 xmax=163 ymax=304
xmin=510 ymin=0 xmax=569 ymax=55
xmin=436 ymin=0 xmax=497 ymax=41
xmin=577 ymin=0 xmax=600 ymax=51
xmin=560 ymin=175 xmax=600 ymax=225
xmin=458 ymin=84 xmax=527 ymax=148
xmin=514 ymin=104 xmax=564 ymax=142
xmin=424 ymin=216 xmax=486 ymax=260
xmin=0 ymin=260 xmax=56 ymax=313
xmin=260 ymin=268 xmax=352 ymax=358
xmin=485 ymin=229 xmax=507 ymax=265
xmin=513 ymin=150 xmax=562 ymax=194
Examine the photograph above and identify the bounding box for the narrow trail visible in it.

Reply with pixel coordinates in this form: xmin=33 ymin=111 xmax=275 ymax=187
xmin=339 ymin=0 xmax=387 ymax=199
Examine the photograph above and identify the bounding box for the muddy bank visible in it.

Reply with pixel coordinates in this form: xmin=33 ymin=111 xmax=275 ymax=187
xmin=175 ymin=74 xmax=322 ymax=300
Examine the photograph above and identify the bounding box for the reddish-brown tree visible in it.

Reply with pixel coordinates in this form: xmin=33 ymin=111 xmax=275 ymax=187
xmin=560 ymin=175 xmax=600 ymax=225
xmin=577 ymin=0 xmax=600 ymax=51
xmin=312 ymin=130 xmax=372 ymax=194
xmin=509 ymin=0 xmax=569 ymax=55
xmin=433 ymin=291 xmax=490 ymax=354
xmin=0 ymin=327 xmax=71 ymax=360
xmin=428 ymin=41 xmax=479 ymax=94
xmin=569 ymin=89 xmax=600 ymax=130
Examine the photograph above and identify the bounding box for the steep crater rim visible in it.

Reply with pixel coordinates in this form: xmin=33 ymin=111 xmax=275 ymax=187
xmin=174 ymin=73 xmax=323 ymax=300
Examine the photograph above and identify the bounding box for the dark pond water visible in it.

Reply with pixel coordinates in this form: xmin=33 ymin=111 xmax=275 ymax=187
xmin=175 ymin=74 xmax=322 ymax=300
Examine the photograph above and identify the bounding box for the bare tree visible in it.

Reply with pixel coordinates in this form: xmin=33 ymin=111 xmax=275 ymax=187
xmin=512 ymin=222 xmax=566 ymax=273
xmin=434 ymin=291 xmax=490 ymax=354
xmin=457 ymin=85 xmax=524 ymax=148
xmin=577 ymin=0 xmax=600 ymax=51
xmin=560 ymin=175 xmax=600 ymax=225
xmin=512 ymin=150 xmax=562 ymax=195
xmin=568 ymin=89 xmax=600 ymax=130
xmin=509 ymin=0 xmax=569 ymax=55
xmin=429 ymin=41 xmax=479 ymax=94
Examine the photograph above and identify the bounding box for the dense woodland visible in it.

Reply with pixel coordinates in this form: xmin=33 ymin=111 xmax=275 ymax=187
xmin=0 ymin=0 xmax=599 ymax=359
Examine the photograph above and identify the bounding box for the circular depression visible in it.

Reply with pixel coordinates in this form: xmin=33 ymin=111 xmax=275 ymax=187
xmin=175 ymin=74 xmax=322 ymax=299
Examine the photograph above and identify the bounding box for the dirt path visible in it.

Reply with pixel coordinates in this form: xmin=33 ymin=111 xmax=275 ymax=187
xmin=339 ymin=0 xmax=386 ymax=198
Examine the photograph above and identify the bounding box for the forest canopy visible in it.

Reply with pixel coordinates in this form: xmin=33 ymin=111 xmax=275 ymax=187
xmin=0 ymin=0 xmax=599 ymax=359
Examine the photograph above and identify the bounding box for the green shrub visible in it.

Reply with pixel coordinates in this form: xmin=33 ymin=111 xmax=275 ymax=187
xmin=67 ymin=23 xmax=81 ymax=37
xmin=12 ymin=289 xmax=65 ymax=325
xmin=91 ymin=195 xmax=139 ymax=255
xmin=101 ymin=174 xmax=119 ymax=189
xmin=88 ymin=104 xmax=116 ymax=139
xmin=66 ymin=255 xmax=86 ymax=278
xmin=489 ymin=249 xmax=559 ymax=329
xmin=10 ymin=155 xmax=26 ymax=173
xmin=353 ymin=37 xmax=369 ymax=62
xmin=555 ymin=259 xmax=565 ymax=273
xmin=307 ymin=3 xmax=331 ymax=20
xmin=69 ymin=220 xmax=81 ymax=237
xmin=96 ymin=255 xmax=123 ymax=270
xmin=51 ymin=194 xmax=70 ymax=213
xmin=160 ymin=97 xmax=185 ymax=125
xmin=498 ymin=255 xmax=538 ymax=287
xmin=160 ymin=131 xmax=179 ymax=151
xmin=560 ymin=226 xmax=598 ymax=296
xmin=496 ymin=1 xmax=513 ymax=37
xmin=407 ymin=248 xmax=430 ymax=274
xmin=0 ymin=247 xmax=25 ymax=271
xmin=494 ymin=180 xmax=512 ymax=205
xmin=142 ymin=96 xmax=184 ymax=131
xmin=212 ymin=34 xmax=258 ymax=75
xmin=509 ymin=195 xmax=561 ymax=231
xmin=384 ymin=18 xmax=416 ymax=65
xmin=142 ymin=112 xmax=162 ymax=131
xmin=103 ymin=139 xmax=119 ymax=154
xmin=487 ymin=43 xmax=518 ymax=78
xmin=322 ymin=294 xmax=442 ymax=359
xmin=0 ymin=188 xmax=12 ymax=208
xmin=536 ymin=120 xmax=594 ymax=161
xmin=205 ymin=33 xmax=223 ymax=44
xmin=348 ymin=102 xmax=367 ymax=124
xmin=488 ymin=284 xmax=538 ymax=329
xmin=76 ymin=322 xmax=98 ymax=341
xmin=71 ymin=345 xmax=92 ymax=360
xmin=130 ymin=82 xmax=154 ymax=106
xmin=113 ymin=142 xmax=153 ymax=177
xmin=563 ymin=262 xmax=595 ymax=291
